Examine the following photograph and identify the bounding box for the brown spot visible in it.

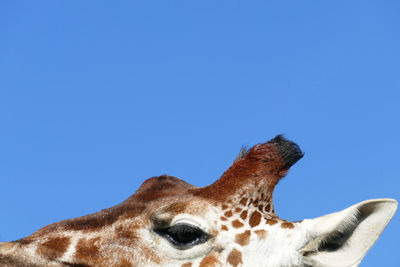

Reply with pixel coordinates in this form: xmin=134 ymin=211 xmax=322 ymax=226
xmin=232 ymin=220 xmax=244 ymax=228
xmin=281 ymin=222 xmax=295 ymax=229
xmin=234 ymin=208 xmax=242 ymax=213
xmin=199 ymin=254 xmax=220 ymax=267
xmin=220 ymin=216 xmax=228 ymax=221
xmin=265 ymin=204 xmax=271 ymax=212
xmin=239 ymin=198 xmax=248 ymax=206
xmin=37 ymin=236 xmax=71 ymax=260
xmin=221 ymin=204 xmax=228 ymax=210
xmin=227 ymin=248 xmax=243 ymax=267
xmin=115 ymin=225 xmax=139 ymax=240
xmin=258 ymin=205 xmax=264 ymax=212
xmin=235 ymin=230 xmax=250 ymax=246
xmin=266 ymin=219 xmax=278 ymax=226
xmin=240 ymin=210 xmax=248 ymax=220
xmin=182 ymin=263 xmax=192 ymax=267
xmin=249 ymin=211 xmax=262 ymax=227
xmin=119 ymin=258 xmax=132 ymax=267
xmin=75 ymin=237 xmax=101 ymax=262
xmin=248 ymin=198 xmax=253 ymax=205
xmin=221 ymin=225 xmax=229 ymax=231
xmin=254 ymin=229 xmax=267 ymax=239
xmin=224 ymin=210 xmax=233 ymax=217
xmin=253 ymin=199 xmax=259 ymax=206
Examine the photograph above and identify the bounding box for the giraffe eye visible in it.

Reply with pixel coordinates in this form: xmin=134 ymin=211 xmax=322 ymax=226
xmin=154 ymin=223 xmax=210 ymax=250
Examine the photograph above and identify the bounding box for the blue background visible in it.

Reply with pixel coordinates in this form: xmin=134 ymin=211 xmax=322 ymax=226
xmin=1 ymin=1 xmax=399 ymax=266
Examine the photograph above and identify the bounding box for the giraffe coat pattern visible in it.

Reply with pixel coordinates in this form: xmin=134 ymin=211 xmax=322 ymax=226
xmin=0 ymin=135 xmax=397 ymax=267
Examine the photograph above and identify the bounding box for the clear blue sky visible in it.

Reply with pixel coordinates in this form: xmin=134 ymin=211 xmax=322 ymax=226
xmin=1 ymin=1 xmax=399 ymax=266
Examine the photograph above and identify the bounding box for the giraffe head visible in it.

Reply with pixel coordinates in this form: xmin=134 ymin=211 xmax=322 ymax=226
xmin=1 ymin=136 xmax=397 ymax=267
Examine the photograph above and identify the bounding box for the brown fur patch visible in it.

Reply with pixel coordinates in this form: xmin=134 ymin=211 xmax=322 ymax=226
xmin=227 ymin=248 xmax=243 ymax=267
xmin=235 ymin=230 xmax=250 ymax=246
xmin=257 ymin=205 xmax=264 ymax=212
xmin=254 ymin=229 xmax=267 ymax=239
xmin=75 ymin=237 xmax=101 ymax=262
xmin=253 ymin=199 xmax=259 ymax=207
xmin=115 ymin=225 xmax=139 ymax=240
xmin=234 ymin=208 xmax=242 ymax=213
xmin=239 ymin=198 xmax=248 ymax=206
xmin=281 ymin=222 xmax=294 ymax=229
xmin=249 ymin=211 xmax=262 ymax=227
xmin=240 ymin=210 xmax=248 ymax=220
xmin=199 ymin=254 xmax=219 ymax=267
xmin=264 ymin=204 xmax=271 ymax=212
xmin=232 ymin=220 xmax=244 ymax=228
xmin=224 ymin=210 xmax=233 ymax=217
xmin=182 ymin=263 xmax=192 ymax=267
xmin=221 ymin=204 xmax=228 ymax=210
xmin=164 ymin=202 xmax=188 ymax=214
xmin=16 ymin=237 xmax=34 ymax=245
xmin=37 ymin=236 xmax=70 ymax=260
xmin=221 ymin=216 xmax=228 ymax=221
xmin=266 ymin=219 xmax=278 ymax=226
xmin=119 ymin=258 xmax=132 ymax=267
xmin=221 ymin=225 xmax=229 ymax=231
xmin=59 ymin=203 xmax=146 ymax=233
xmin=133 ymin=175 xmax=195 ymax=203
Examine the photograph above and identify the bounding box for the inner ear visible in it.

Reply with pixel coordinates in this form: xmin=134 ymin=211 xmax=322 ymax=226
xmin=301 ymin=199 xmax=397 ymax=267
xmin=303 ymin=210 xmax=361 ymax=255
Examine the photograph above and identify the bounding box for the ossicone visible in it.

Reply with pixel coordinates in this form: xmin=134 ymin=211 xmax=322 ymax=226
xmin=193 ymin=135 xmax=304 ymax=205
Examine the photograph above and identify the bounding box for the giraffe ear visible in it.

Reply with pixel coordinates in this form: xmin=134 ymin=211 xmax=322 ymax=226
xmin=301 ymin=199 xmax=397 ymax=267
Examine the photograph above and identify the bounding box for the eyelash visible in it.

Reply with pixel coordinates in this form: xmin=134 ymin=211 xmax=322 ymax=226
xmin=154 ymin=223 xmax=211 ymax=250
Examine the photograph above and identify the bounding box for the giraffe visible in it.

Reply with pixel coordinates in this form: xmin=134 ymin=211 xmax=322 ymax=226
xmin=0 ymin=135 xmax=397 ymax=267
